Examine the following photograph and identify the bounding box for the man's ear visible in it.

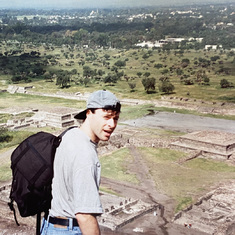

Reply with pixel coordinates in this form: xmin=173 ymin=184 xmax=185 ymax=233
xmin=86 ymin=109 xmax=93 ymax=119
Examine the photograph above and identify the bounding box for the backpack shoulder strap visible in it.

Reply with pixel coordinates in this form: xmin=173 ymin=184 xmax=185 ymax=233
xmin=8 ymin=199 xmax=20 ymax=226
xmin=59 ymin=126 xmax=77 ymax=138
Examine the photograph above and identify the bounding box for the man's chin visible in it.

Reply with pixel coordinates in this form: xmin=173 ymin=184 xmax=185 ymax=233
xmin=101 ymin=134 xmax=111 ymax=141
xmin=102 ymin=137 xmax=110 ymax=141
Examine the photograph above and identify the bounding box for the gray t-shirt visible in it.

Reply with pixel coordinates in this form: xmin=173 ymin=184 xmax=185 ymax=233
xmin=49 ymin=128 xmax=103 ymax=218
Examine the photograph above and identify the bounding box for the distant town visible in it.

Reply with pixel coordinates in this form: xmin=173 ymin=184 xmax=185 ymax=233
xmin=0 ymin=3 xmax=234 ymax=50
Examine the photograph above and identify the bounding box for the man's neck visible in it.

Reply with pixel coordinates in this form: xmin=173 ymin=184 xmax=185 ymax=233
xmin=80 ymin=120 xmax=99 ymax=144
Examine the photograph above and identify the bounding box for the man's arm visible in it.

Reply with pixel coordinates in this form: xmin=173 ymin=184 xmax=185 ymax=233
xmin=76 ymin=213 xmax=100 ymax=235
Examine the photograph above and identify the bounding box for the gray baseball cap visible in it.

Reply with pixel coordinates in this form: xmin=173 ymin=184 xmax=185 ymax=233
xmin=74 ymin=90 xmax=121 ymax=119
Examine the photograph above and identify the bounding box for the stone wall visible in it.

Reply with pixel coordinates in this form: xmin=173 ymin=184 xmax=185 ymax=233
xmin=98 ymin=193 xmax=160 ymax=231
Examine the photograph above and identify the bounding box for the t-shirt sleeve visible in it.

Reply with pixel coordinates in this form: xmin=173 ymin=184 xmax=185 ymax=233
xmin=73 ymin=162 xmax=103 ymax=215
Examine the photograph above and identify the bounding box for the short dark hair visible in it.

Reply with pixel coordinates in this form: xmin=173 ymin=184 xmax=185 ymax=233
xmin=89 ymin=108 xmax=97 ymax=114
xmin=89 ymin=102 xmax=121 ymax=114
xmin=103 ymin=102 xmax=121 ymax=113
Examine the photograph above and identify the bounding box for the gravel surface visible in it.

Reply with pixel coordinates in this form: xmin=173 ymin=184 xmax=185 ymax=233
xmin=122 ymin=111 xmax=235 ymax=134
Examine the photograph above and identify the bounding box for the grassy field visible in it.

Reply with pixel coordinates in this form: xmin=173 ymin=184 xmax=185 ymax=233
xmin=0 ymin=92 xmax=85 ymax=110
xmin=138 ymin=147 xmax=235 ymax=212
xmin=100 ymin=148 xmax=139 ymax=184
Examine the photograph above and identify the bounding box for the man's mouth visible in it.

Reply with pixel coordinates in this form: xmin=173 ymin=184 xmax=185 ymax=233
xmin=104 ymin=130 xmax=113 ymax=136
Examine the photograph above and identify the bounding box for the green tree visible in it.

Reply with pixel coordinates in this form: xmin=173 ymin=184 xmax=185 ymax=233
xmin=137 ymin=72 xmax=142 ymax=78
xmin=96 ymin=33 xmax=109 ymax=47
xmin=161 ymin=69 xmax=169 ymax=75
xmin=97 ymin=69 xmax=105 ymax=76
xmin=71 ymin=69 xmax=77 ymax=75
xmin=84 ymin=77 xmax=90 ymax=87
xmin=142 ymin=77 xmax=156 ymax=93
xmin=176 ymin=68 xmax=183 ymax=76
xmin=114 ymin=60 xmax=126 ymax=68
xmin=128 ymin=82 xmax=136 ymax=92
xmin=83 ymin=66 xmax=94 ymax=78
xmin=104 ymin=74 xmax=118 ymax=84
xmin=32 ymin=66 xmax=45 ymax=76
xmin=210 ymin=56 xmax=220 ymax=62
xmin=159 ymin=80 xmax=175 ymax=94
xmin=182 ymin=58 xmax=190 ymax=64
xmin=143 ymin=72 xmax=151 ymax=78
xmin=104 ymin=54 xmax=110 ymax=60
xmin=142 ymin=53 xmax=149 ymax=60
xmin=43 ymin=72 xmax=53 ymax=82
xmin=181 ymin=61 xmax=190 ymax=68
xmin=203 ymin=76 xmax=210 ymax=85
xmin=56 ymin=70 xmax=70 ymax=88
xmin=154 ymin=63 xmax=163 ymax=69
xmin=73 ymin=29 xmax=89 ymax=45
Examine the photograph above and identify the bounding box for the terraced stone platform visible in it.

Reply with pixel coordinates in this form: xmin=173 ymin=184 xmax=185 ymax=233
xmin=171 ymin=130 xmax=235 ymax=159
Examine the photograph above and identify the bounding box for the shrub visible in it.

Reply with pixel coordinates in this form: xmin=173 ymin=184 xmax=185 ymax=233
xmin=220 ymin=79 xmax=234 ymax=88
xmin=0 ymin=128 xmax=13 ymax=143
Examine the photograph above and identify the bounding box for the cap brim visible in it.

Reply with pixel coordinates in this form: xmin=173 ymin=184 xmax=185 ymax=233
xmin=74 ymin=109 xmax=87 ymax=119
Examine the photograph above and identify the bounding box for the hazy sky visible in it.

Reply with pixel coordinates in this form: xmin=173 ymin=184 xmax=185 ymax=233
xmin=0 ymin=0 xmax=225 ymax=9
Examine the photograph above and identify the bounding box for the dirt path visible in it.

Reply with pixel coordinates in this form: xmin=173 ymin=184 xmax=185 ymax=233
xmin=0 ymin=148 xmax=14 ymax=165
xmin=127 ymin=145 xmax=172 ymax=234
xmin=100 ymin=145 xmax=209 ymax=235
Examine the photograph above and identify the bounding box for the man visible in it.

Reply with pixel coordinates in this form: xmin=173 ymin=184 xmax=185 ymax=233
xmin=41 ymin=90 xmax=121 ymax=234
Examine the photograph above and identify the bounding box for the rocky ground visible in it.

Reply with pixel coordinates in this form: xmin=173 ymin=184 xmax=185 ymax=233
xmin=173 ymin=180 xmax=235 ymax=235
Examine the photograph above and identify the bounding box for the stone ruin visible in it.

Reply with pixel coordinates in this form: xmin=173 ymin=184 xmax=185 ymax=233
xmin=170 ymin=131 xmax=235 ymax=234
xmin=173 ymin=181 xmax=235 ymax=235
xmin=3 ymin=107 xmax=80 ymax=129
xmin=98 ymin=193 xmax=159 ymax=231
xmin=33 ymin=107 xmax=79 ymax=128
xmin=0 ymin=184 xmax=159 ymax=233
xmin=7 ymin=85 xmax=34 ymax=94
xmin=170 ymin=130 xmax=235 ymax=160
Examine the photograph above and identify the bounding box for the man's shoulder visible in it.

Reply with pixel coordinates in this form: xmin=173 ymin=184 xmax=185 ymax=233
xmin=63 ymin=128 xmax=95 ymax=149
xmin=65 ymin=128 xmax=86 ymax=141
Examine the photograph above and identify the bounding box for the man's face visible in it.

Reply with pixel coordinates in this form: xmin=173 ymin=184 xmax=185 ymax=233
xmin=87 ymin=109 xmax=120 ymax=143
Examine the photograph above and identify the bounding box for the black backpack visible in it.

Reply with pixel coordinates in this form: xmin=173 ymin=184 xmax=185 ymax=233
xmin=8 ymin=127 xmax=75 ymax=234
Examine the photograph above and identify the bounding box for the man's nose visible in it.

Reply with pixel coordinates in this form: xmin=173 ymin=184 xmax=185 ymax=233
xmin=107 ymin=118 xmax=116 ymax=128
